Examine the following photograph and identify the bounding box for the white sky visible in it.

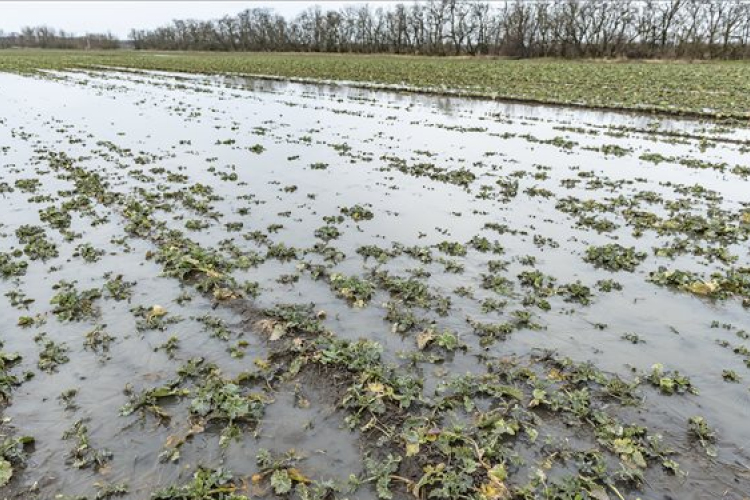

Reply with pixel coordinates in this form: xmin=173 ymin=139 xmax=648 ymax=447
xmin=1 ymin=1 xmax=387 ymax=38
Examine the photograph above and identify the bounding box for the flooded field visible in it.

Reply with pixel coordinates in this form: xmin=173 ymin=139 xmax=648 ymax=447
xmin=0 ymin=69 xmax=749 ymax=499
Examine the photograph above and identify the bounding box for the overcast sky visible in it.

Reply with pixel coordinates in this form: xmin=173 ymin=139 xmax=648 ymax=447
xmin=1 ymin=1 xmax=383 ymax=38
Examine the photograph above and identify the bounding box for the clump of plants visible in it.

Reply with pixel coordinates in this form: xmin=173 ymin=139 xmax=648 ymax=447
xmin=340 ymin=204 xmax=374 ymax=221
xmin=152 ymin=468 xmax=247 ymax=500
xmin=103 ymin=274 xmax=135 ymax=301
xmin=254 ymin=449 xmax=315 ymax=495
xmin=329 ymin=273 xmax=375 ymax=307
xmin=314 ymin=225 xmax=340 ymax=241
xmin=0 ymin=252 xmax=27 ymax=278
xmin=50 ymin=280 xmax=101 ymax=321
xmin=74 ymin=243 xmax=105 ymax=263
xmin=584 ymin=243 xmax=647 ymax=272
xmin=155 ymin=235 xmax=239 ymax=298
xmin=688 ymin=416 xmax=717 ymax=457
xmin=62 ymin=419 xmax=112 ymax=470
xmin=436 ymin=241 xmax=467 ymax=257
xmin=189 ymin=368 xmax=269 ymax=446
xmin=0 ymin=435 xmax=35 ymax=488
xmin=132 ymin=305 xmax=182 ymax=331
xmin=646 ymin=364 xmax=697 ymax=395
xmin=256 ymin=303 xmax=327 ymax=341
xmin=84 ymin=325 xmax=116 ymax=353
xmin=649 ymin=267 xmax=750 ymax=305
xmin=15 ymin=225 xmax=58 ymax=260
xmin=35 ymin=333 xmax=70 ymax=373
xmin=0 ymin=348 xmax=24 ymax=403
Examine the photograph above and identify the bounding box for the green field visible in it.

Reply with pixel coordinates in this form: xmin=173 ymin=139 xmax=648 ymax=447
xmin=1 ymin=50 xmax=749 ymax=119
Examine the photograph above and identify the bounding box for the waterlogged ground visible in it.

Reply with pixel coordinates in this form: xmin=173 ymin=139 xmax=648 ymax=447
xmin=0 ymin=69 xmax=749 ymax=500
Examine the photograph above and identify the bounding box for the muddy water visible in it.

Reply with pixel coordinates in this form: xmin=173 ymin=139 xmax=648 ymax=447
xmin=0 ymin=69 xmax=749 ymax=499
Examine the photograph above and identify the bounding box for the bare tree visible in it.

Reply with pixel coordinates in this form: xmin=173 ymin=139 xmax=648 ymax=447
xmin=12 ymin=1 xmax=750 ymax=59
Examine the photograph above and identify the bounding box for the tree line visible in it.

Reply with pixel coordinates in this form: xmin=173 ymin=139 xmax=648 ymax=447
xmin=128 ymin=0 xmax=750 ymax=58
xmin=0 ymin=26 xmax=119 ymax=50
xmin=5 ymin=1 xmax=750 ymax=58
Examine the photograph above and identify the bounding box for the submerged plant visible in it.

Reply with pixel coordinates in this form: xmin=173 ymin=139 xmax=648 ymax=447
xmin=646 ymin=364 xmax=697 ymax=395
xmin=50 ymin=280 xmax=102 ymax=321
xmin=35 ymin=333 xmax=70 ymax=373
xmin=152 ymin=467 xmax=247 ymax=499
xmin=688 ymin=416 xmax=717 ymax=457
xmin=584 ymin=244 xmax=647 ymax=272
xmin=329 ymin=273 xmax=375 ymax=307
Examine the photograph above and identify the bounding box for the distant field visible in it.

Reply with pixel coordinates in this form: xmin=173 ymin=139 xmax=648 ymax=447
xmin=1 ymin=49 xmax=749 ymax=119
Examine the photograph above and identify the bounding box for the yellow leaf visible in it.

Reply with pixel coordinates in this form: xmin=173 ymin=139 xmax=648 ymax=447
xmin=367 ymin=382 xmax=386 ymax=395
xmin=406 ymin=442 xmax=420 ymax=456
xmin=416 ymin=330 xmax=435 ymax=350
xmin=148 ymin=305 xmax=167 ymax=319
xmin=164 ymin=435 xmax=182 ymax=448
xmin=488 ymin=463 xmax=507 ymax=483
xmin=255 ymin=319 xmax=277 ymax=337
xmin=688 ymin=280 xmax=718 ymax=295
xmin=188 ymin=423 xmax=205 ymax=435
xmin=213 ymin=287 xmax=238 ymax=300
xmin=479 ymin=483 xmax=500 ymax=499
xmin=287 ymin=468 xmax=311 ymax=483
xmin=479 ymin=481 xmax=509 ymax=499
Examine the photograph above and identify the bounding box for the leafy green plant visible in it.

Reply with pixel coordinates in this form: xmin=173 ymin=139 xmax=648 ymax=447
xmin=35 ymin=333 xmax=70 ymax=373
xmin=254 ymin=449 xmax=311 ymax=495
xmin=647 ymin=364 xmax=697 ymax=395
xmin=329 ymin=273 xmax=375 ymax=307
xmin=152 ymin=468 xmax=247 ymax=499
xmin=0 ymin=252 xmax=27 ymax=278
xmin=50 ymin=280 xmax=101 ymax=321
xmin=74 ymin=243 xmax=105 ymax=263
xmin=340 ymin=204 xmax=374 ymax=221
xmin=0 ymin=435 xmax=34 ymax=488
xmin=688 ymin=416 xmax=717 ymax=457
xmin=103 ymin=274 xmax=135 ymax=300
xmin=62 ymin=419 xmax=112 ymax=470
xmin=584 ymin=244 xmax=647 ymax=272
